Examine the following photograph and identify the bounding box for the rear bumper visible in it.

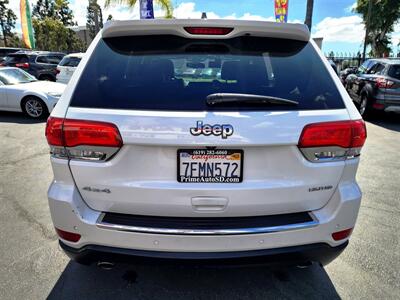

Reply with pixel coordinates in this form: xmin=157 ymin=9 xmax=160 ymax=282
xmin=48 ymin=158 xmax=361 ymax=265
xmin=60 ymin=240 xmax=348 ymax=266
xmin=372 ymin=98 xmax=400 ymax=112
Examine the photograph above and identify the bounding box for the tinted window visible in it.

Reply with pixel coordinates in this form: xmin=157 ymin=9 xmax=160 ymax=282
xmin=388 ymin=65 xmax=400 ymax=80
xmin=59 ymin=56 xmax=81 ymax=67
xmin=4 ymin=55 xmax=28 ymax=64
xmin=368 ymin=63 xmax=385 ymax=74
xmin=359 ymin=60 xmax=377 ymax=74
xmin=36 ymin=56 xmax=48 ymax=63
xmin=46 ymin=55 xmax=63 ymax=64
xmin=70 ymin=35 xmax=344 ymax=111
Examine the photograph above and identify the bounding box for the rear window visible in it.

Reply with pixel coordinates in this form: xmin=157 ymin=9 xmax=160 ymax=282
xmin=4 ymin=55 xmax=29 ymax=64
xmin=70 ymin=35 xmax=344 ymax=111
xmin=37 ymin=55 xmax=63 ymax=64
xmin=388 ymin=65 xmax=400 ymax=80
xmin=59 ymin=56 xmax=81 ymax=67
xmin=47 ymin=55 xmax=64 ymax=64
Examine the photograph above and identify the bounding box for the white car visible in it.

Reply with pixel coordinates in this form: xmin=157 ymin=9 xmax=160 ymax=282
xmin=45 ymin=20 xmax=366 ymax=267
xmin=0 ymin=67 xmax=65 ymax=118
xmin=56 ymin=53 xmax=84 ymax=84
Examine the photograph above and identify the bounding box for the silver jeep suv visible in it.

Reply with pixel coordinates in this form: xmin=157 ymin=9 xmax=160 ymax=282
xmin=46 ymin=19 xmax=366 ymax=266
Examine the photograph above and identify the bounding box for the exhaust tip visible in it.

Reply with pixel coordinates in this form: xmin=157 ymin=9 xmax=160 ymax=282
xmin=97 ymin=261 xmax=115 ymax=270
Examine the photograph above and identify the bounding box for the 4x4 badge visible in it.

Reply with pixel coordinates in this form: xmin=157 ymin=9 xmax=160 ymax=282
xmin=190 ymin=121 xmax=234 ymax=139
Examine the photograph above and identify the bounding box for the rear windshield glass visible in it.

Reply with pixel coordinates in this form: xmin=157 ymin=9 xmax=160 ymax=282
xmin=70 ymin=35 xmax=344 ymax=111
xmin=59 ymin=56 xmax=81 ymax=67
xmin=5 ymin=55 xmax=28 ymax=64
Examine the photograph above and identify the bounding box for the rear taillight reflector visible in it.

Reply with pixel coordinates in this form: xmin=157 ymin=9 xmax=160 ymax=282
xmin=373 ymin=103 xmax=385 ymax=110
xmin=332 ymin=228 xmax=353 ymax=241
xmin=184 ymin=27 xmax=233 ymax=35
xmin=55 ymin=68 xmax=60 ymax=74
xmin=299 ymin=120 xmax=367 ymax=149
xmin=55 ymin=228 xmax=81 ymax=242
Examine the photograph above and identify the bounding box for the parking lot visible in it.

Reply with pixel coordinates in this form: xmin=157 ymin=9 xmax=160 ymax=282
xmin=0 ymin=111 xmax=399 ymax=300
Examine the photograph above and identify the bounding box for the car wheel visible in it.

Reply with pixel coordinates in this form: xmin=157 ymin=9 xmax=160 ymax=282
xmin=358 ymin=95 xmax=368 ymax=117
xmin=22 ymin=97 xmax=49 ymax=119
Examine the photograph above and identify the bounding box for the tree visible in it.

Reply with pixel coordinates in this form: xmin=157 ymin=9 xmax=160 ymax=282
xmin=33 ymin=17 xmax=84 ymax=52
xmin=32 ymin=0 xmax=85 ymax=52
xmin=304 ymin=0 xmax=314 ymax=30
xmin=7 ymin=35 xmax=25 ymax=48
xmin=0 ymin=0 xmax=16 ymax=47
xmin=33 ymin=0 xmax=56 ymax=20
xmin=104 ymin=0 xmax=173 ymax=18
xmin=87 ymin=0 xmax=103 ymax=39
xmin=54 ymin=0 xmax=76 ymax=26
xmin=34 ymin=0 xmax=75 ymax=26
xmin=355 ymin=0 xmax=400 ymax=57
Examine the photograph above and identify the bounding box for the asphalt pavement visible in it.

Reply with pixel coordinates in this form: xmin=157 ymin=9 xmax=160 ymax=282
xmin=0 ymin=111 xmax=399 ymax=300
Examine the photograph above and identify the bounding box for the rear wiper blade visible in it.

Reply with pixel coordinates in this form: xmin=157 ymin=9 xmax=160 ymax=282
xmin=206 ymin=93 xmax=299 ymax=106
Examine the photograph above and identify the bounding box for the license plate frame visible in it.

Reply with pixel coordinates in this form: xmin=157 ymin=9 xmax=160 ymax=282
xmin=177 ymin=149 xmax=243 ymax=183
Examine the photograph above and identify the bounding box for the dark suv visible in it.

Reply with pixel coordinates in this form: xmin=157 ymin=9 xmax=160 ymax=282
xmin=1 ymin=51 xmax=65 ymax=81
xmin=346 ymin=59 xmax=400 ymax=118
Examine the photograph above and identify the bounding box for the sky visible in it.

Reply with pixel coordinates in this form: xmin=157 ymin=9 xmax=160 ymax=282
xmin=10 ymin=0 xmax=400 ymax=54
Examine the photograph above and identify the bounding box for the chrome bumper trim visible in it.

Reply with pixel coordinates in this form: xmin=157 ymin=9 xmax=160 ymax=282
xmin=96 ymin=213 xmax=319 ymax=235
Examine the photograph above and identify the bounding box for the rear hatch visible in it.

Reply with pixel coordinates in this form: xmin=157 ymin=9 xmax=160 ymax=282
xmin=57 ymin=55 xmax=81 ymax=83
xmin=64 ymin=24 xmax=350 ymax=217
xmin=2 ymin=54 xmax=29 ymax=68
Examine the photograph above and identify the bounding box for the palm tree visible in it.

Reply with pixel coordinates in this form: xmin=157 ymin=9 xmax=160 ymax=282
xmin=104 ymin=0 xmax=173 ymax=19
xmin=304 ymin=0 xmax=314 ymax=30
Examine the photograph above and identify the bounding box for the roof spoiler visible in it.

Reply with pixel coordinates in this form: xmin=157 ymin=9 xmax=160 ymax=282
xmin=102 ymin=19 xmax=310 ymax=42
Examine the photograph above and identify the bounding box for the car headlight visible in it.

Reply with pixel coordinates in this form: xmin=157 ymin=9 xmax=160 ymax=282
xmin=47 ymin=92 xmax=62 ymax=98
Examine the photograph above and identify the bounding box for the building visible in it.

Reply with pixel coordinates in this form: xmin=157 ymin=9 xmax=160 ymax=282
xmin=71 ymin=26 xmax=93 ymax=49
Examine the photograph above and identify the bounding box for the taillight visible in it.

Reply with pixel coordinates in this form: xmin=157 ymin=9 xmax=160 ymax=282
xmin=63 ymin=119 xmax=122 ymax=147
xmin=375 ymin=77 xmax=394 ymax=89
xmin=45 ymin=117 xmax=64 ymax=146
xmin=55 ymin=68 xmax=60 ymax=74
xmin=55 ymin=228 xmax=81 ymax=242
xmin=16 ymin=62 xmax=29 ymax=68
xmin=332 ymin=228 xmax=353 ymax=241
xmin=45 ymin=117 xmax=123 ymax=161
xmin=298 ymin=120 xmax=367 ymax=162
xmin=184 ymin=27 xmax=233 ymax=35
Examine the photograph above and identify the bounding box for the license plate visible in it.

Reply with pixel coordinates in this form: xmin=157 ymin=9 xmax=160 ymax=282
xmin=177 ymin=149 xmax=243 ymax=183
